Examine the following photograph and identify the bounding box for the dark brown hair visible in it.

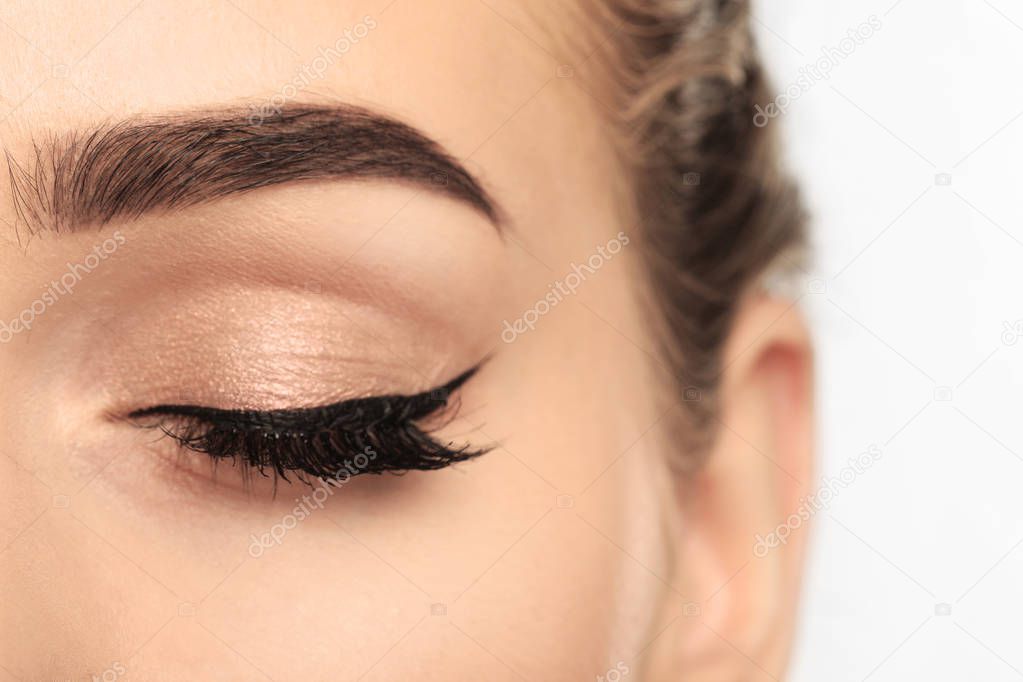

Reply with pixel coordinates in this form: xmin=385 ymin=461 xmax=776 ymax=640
xmin=593 ymin=0 xmax=807 ymax=456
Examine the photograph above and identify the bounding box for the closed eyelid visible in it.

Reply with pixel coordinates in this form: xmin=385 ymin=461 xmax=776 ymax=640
xmin=126 ymin=366 xmax=489 ymax=486
xmin=128 ymin=366 xmax=478 ymax=433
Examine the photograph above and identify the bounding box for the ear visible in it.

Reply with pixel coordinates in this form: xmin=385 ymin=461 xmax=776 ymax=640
xmin=654 ymin=294 xmax=814 ymax=681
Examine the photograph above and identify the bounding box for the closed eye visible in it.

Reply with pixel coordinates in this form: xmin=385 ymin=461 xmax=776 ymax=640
xmin=128 ymin=367 xmax=489 ymax=488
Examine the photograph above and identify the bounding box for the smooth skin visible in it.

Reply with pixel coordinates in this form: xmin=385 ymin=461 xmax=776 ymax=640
xmin=0 ymin=2 xmax=813 ymax=680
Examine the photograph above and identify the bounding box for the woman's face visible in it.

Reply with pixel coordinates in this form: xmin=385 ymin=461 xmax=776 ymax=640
xmin=0 ymin=2 xmax=813 ymax=680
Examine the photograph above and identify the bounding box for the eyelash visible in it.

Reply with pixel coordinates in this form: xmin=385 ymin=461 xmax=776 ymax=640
xmin=128 ymin=368 xmax=487 ymax=486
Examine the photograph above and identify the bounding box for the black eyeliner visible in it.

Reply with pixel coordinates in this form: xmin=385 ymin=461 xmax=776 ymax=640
xmin=129 ymin=367 xmax=487 ymax=484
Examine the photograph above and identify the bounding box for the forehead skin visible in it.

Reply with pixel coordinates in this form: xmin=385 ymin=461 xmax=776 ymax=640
xmin=0 ymin=2 xmax=674 ymax=681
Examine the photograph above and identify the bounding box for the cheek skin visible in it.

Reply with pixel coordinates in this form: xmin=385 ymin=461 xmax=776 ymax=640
xmin=467 ymin=310 xmax=679 ymax=677
xmin=0 ymin=408 xmax=665 ymax=680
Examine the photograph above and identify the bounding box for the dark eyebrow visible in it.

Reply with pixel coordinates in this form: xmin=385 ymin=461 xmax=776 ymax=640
xmin=4 ymin=104 xmax=501 ymax=235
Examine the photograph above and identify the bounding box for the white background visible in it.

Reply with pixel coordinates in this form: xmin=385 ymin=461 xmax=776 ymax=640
xmin=754 ymin=1 xmax=1023 ymax=679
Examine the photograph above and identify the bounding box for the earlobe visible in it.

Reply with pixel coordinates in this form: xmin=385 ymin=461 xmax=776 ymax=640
xmin=651 ymin=295 xmax=814 ymax=681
